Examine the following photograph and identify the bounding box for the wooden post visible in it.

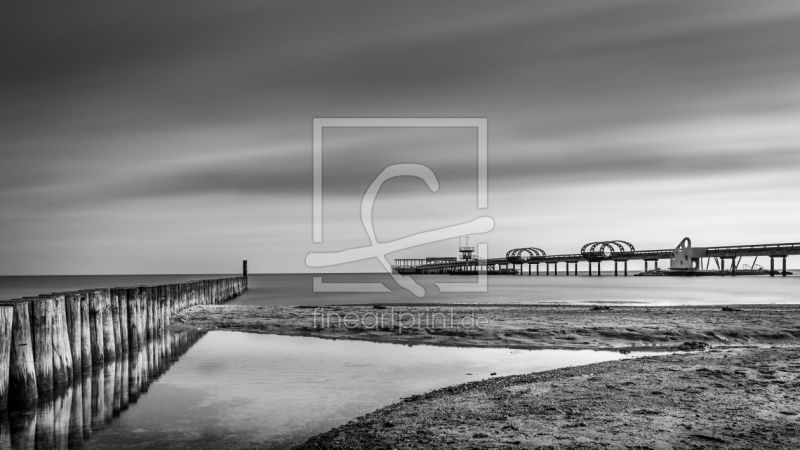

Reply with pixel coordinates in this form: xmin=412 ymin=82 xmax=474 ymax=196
xmin=5 ymin=300 xmax=37 ymax=407
xmin=165 ymin=285 xmax=172 ymax=328
xmin=140 ymin=287 xmax=151 ymax=342
xmin=181 ymin=283 xmax=188 ymax=310
xmin=126 ymin=288 xmax=140 ymax=350
xmin=137 ymin=288 xmax=146 ymax=346
xmin=64 ymin=293 xmax=83 ymax=372
xmin=28 ymin=297 xmax=55 ymax=392
xmin=0 ymin=304 xmax=13 ymax=410
xmin=80 ymin=292 xmax=92 ymax=367
xmin=89 ymin=291 xmax=105 ymax=365
xmin=52 ymin=295 xmax=73 ymax=385
xmin=117 ymin=288 xmax=129 ymax=353
xmin=148 ymin=286 xmax=156 ymax=339
xmin=101 ymin=289 xmax=116 ymax=360
xmin=158 ymin=285 xmax=166 ymax=334
xmin=110 ymin=289 xmax=122 ymax=355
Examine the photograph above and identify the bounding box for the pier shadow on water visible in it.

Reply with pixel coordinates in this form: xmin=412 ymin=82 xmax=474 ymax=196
xmin=2 ymin=329 xmax=206 ymax=450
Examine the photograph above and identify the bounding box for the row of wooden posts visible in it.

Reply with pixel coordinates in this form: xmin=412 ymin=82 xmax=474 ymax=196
xmin=3 ymin=330 xmax=207 ymax=449
xmin=0 ymin=276 xmax=247 ymax=411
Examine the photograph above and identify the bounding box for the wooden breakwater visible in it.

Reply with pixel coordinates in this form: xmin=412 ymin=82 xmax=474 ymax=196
xmin=1 ymin=329 xmax=207 ymax=448
xmin=0 ymin=275 xmax=247 ymax=411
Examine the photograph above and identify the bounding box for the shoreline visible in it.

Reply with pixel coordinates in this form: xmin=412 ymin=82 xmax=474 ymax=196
xmin=171 ymin=303 xmax=800 ymax=351
xmin=293 ymin=345 xmax=800 ymax=449
xmin=170 ymin=303 xmax=800 ymax=447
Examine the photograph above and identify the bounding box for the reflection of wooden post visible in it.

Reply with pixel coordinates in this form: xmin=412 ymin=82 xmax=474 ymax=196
xmin=35 ymin=390 xmax=56 ymax=448
xmin=120 ymin=355 xmax=130 ymax=411
xmin=104 ymin=361 xmax=115 ymax=423
xmin=64 ymin=293 xmax=83 ymax=371
xmin=81 ymin=370 xmax=91 ymax=439
xmin=52 ymin=295 xmax=73 ymax=385
xmin=91 ymin=364 xmax=105 ymax=431
xmin=89 ymin=291 xmax=105 ymax=365
xmin=113 ymin=357 xmax=122 ymax=416
xmin=54 ymin=385 xmax=72 ymax=449
xmin=10 ymin=402 xmax=36 ymax=448
xmin=0 ymin=304 xmax=13 ymax=410
xmin=29 ymin=297 xmax=55 ymax=392
xmin=80 ymin=293 xmax=92 ymax=367
xmin=69 ymin=375 xmax=84 ymax=448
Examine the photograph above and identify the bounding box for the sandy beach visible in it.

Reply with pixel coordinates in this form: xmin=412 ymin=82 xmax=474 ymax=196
xmin=171 ymin=303 xmax=800 ymax=448
xmin=171 ymin=303 xmax=800 ymax=350
xmin=294 ymin=346 xmax=800 ymax=449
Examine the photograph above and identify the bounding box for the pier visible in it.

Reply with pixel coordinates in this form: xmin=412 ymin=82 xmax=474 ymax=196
xmin=0 ymin=269 xmax=247 ymax=412
xmin=392 ymin=238 xmax=798 ymax=277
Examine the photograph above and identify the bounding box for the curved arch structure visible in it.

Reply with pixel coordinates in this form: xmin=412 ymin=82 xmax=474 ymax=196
xmin=580 ymin=240 xmax=636 ymax=261
xmin=505 ymin=247 xmax=546 ymax=263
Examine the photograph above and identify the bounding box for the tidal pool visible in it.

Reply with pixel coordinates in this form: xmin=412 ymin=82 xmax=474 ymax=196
xmin=5 ymin=331 xmax=661 ymax=449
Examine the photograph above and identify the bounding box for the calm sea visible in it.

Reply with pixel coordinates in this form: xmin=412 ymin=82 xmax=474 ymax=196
xmin=2 ymin=272 xmax=798 ymax=306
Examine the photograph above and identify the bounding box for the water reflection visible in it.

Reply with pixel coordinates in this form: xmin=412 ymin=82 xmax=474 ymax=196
xmin=4 ymin=330 xmax=205 ymax=449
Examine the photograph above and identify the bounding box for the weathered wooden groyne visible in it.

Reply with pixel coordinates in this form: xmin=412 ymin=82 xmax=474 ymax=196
xmin=2 ymin=329 xmax=207 ymax=448
xmin=0 ymin=275 xmax=247 ymax=411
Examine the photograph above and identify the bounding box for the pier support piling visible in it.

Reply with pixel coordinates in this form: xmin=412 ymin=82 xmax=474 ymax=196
xmin=771 ymin=258 xmax=775 ymax=277
xmin=614 ymin=262 xmax=618 ymax=276
xmin=783 ymin=256 xmax=787 ymax=276
xmin=624 ymin=261 xmax=628 ymax=276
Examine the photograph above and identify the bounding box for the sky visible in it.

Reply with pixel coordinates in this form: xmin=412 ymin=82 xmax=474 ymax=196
xmin=2 ymin=0 xmax=800 ymax=275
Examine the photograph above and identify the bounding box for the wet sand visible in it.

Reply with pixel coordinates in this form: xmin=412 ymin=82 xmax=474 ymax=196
xmin=172 ymin=304 xmax=800 ymax=448
xmin=294 ymin=346 xmax=800 ymax=449
xmin=171 ymin=304 xmax=800 ymax=350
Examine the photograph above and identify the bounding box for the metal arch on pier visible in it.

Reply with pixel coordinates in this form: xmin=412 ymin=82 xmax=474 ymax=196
xmin=580 ymin=240 xmax=635 ymax=261
xmin=505 ymin=247 xmax=546 ymax=263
